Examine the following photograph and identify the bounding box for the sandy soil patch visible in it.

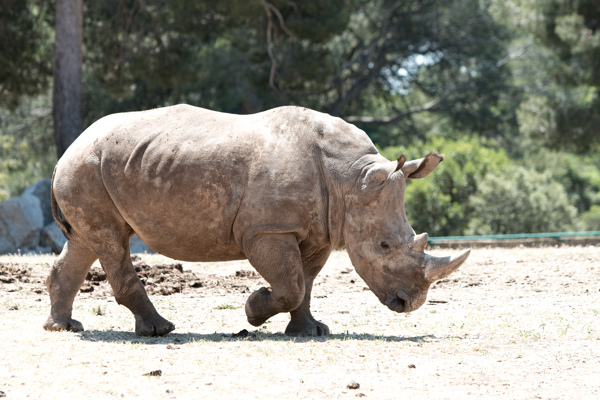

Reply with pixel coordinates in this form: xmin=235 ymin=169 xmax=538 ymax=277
xmin=0 ymin=246 xmax=599 ymax=399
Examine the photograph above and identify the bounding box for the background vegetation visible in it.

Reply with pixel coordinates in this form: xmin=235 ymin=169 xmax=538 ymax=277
xmin=1 ymin=0 xmax=599 ymax=235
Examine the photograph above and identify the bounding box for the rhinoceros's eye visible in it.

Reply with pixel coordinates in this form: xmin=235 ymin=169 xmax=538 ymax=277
xmin=380 ymin=241 xmax=390 ymax=250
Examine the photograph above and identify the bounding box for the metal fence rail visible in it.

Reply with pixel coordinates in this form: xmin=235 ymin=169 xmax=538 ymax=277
xmin=428 ymin=231 xmax=600 ymax=246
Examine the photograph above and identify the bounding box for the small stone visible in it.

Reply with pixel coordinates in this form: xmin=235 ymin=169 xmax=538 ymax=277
xmin=80 ymin=285 xmax=94 ymax=293
xmin=231 ymin=329 xmax=256 ymax=338
xmin=143 ymin=370 xmax=162 ymax=377
xmin=233 ymin=329 xmax=249 ymax=338
xmin=408 ymin=364 xmax=416 ymax=369
xmin=347 ymin=380 xmax=360 ymax=390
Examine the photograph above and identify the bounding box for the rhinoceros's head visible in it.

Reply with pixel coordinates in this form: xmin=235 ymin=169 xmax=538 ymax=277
xmin=343 ymin=151 xmax=470 ymax=314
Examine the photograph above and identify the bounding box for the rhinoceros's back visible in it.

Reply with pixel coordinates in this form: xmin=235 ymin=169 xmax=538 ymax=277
xmin=56 ymin=105 xmax=328 ymax=261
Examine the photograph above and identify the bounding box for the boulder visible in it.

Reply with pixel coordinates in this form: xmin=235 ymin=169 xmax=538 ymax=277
xmin=41 ymin=222 xmax=67 ymax=254
xmin=23 ymin=179 xmax=53 ymax=226
xmin=0 ymin=179 xmax=156 ymax=255
xmin=0 ymin=194 xmax=44 ymax=254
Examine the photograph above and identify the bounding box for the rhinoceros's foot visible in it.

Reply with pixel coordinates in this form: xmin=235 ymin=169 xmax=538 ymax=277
xmin=245 ymin=287 xmax=275 ymax=327
xmin=285 ymin=319 xmax=330 ymax=337
xmin=135 ymin=315 xmax=176 ymax=337
xmin=43 ymin=316 xmax=84 ymax=333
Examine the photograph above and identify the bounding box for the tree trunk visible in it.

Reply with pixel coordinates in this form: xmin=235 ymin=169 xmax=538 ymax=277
xmin=53 ymin=0 xmax=83 ymax=158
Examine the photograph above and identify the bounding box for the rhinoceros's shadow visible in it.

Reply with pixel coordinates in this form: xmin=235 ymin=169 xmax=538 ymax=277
xmin=78 ymin=330 xmax=451 ymax=344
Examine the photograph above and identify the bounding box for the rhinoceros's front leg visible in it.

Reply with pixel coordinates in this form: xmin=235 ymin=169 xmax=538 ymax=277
xmin=44 ymin=241 xmax=98 ymax=333
xmin=243 ymin=233 xmax=306 ymax=327
xmin=285 ymin=247 xmax=332 ymax=336
xmin=98 ymin=241 xmax=175 ymax=337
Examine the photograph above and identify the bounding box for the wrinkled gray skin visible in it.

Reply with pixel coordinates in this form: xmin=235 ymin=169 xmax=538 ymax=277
xmin=44 ymin=105 xmax=470 ymax=337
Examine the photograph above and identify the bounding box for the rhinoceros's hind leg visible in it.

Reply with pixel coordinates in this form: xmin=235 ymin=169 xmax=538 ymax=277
xmin=97 ymin=242 xmax=175 ymax=337
xmin=44 ymin=241 xmax=98 ymax=333
xmin=285 ymin=247 xmax=332 ymax=336
xmin=243 ymin=233 xmax=306 ymax=327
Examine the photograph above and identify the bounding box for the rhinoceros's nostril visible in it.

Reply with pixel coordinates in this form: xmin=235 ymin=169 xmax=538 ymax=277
xmin=384 ymin=292 xmax=408 ymax=312
xmin=396 ymin=296 xmax=407 ymax=313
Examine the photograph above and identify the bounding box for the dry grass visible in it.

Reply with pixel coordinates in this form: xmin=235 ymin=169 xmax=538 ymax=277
xmin=1 ymin=246 xmax=599 ymax=399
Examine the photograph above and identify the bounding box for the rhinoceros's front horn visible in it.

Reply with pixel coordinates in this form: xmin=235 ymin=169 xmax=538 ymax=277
xmin=424 ymin=249 xmax=471 ymax=282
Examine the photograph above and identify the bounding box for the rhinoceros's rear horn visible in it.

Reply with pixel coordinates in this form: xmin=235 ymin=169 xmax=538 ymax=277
xmin=424 ymin=249 xmax=471 ymax=282
xmin=411 ymin=232 xmax=428 ymax=252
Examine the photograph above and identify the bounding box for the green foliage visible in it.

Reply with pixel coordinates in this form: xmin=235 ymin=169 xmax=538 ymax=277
xmin=580 ymin=206 xmax=600 ymax=231
xmin=214 ymin=304 xmax=241 ymax=310
xmin=80 ymin=0 xmax=355 ymax=123
xmin=91 ymin=304 xmax=105 ymax=316
xmin=333 ymin=0 xmax=520 ymax=147
xmin=1 ymin=0 xmax=599 ymax=237
xmin=467 ymin=167 xmax=579 ymax=234
xmin=73 ymin=0 xmax=520 ymax=148
xmin=0 ymin=93 xmax=56 ymax=200
xmin=0 ymin=0 xmax=53 ymax=109
xmin=520 ymin=149 xmax=600 ymax=214
xmin=500 ymin=0 xmax=600 ymax=153
xmin=382 ymin=137 xmax=510 ymax=235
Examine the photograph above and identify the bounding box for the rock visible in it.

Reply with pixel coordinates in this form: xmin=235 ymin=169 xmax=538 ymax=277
xmin=23 ymin=179 xmax=53 ymax=226
xmin=346 ymin=380 xmax=360 ymax=390
xmin=0 ymin=194 xmax=44 ymax=254
xmin=129 ymin=234 xmax=155 ymax=254
xmin=41 ymin=222 xmax=67 ymax=254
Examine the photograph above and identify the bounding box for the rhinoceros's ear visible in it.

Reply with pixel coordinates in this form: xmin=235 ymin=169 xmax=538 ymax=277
xmin=401 ymin=152 xmax=444 ymax=179
xmin=394 ymin=154 xmax=406 ymax=173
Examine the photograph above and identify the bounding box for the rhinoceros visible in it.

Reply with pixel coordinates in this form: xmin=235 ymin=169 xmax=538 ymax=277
xmin=44 ymin=104 xmax=470 ymax=337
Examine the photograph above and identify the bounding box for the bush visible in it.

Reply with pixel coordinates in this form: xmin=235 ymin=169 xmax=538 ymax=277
xmin=467 ymin=167 xmax=579 ymax=234
xmin=521 ymin=149 xmax=600 ymax=214
xmin=580 ymin=205 xmax=600 ymax=231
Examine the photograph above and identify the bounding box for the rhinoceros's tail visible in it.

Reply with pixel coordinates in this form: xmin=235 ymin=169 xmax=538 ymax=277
xmin=50 ymin=167 xmax=72 ymax=239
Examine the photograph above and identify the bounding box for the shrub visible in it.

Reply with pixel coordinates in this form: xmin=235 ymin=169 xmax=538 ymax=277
xmin=467 ymin=167 xmax=579 ymax=234
xmin=580 ymin=205 xmax=600 ymax=231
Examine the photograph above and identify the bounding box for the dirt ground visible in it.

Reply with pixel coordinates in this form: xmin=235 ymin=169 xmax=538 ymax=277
xmin=0 ymin=245 xmax=599 ymax=399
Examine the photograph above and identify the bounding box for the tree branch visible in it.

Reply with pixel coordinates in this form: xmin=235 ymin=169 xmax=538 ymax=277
xmin=262 ymin=1 xmax=295 ymax=92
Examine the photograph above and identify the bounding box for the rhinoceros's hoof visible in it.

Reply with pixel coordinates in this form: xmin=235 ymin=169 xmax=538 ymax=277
xmin=135 ymin=316 xmax=175 ymax=336
xmin=43 ymin=316 xmax=84 ymax=333
xmin=285 ymin=320 xmax=330 ymax=337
